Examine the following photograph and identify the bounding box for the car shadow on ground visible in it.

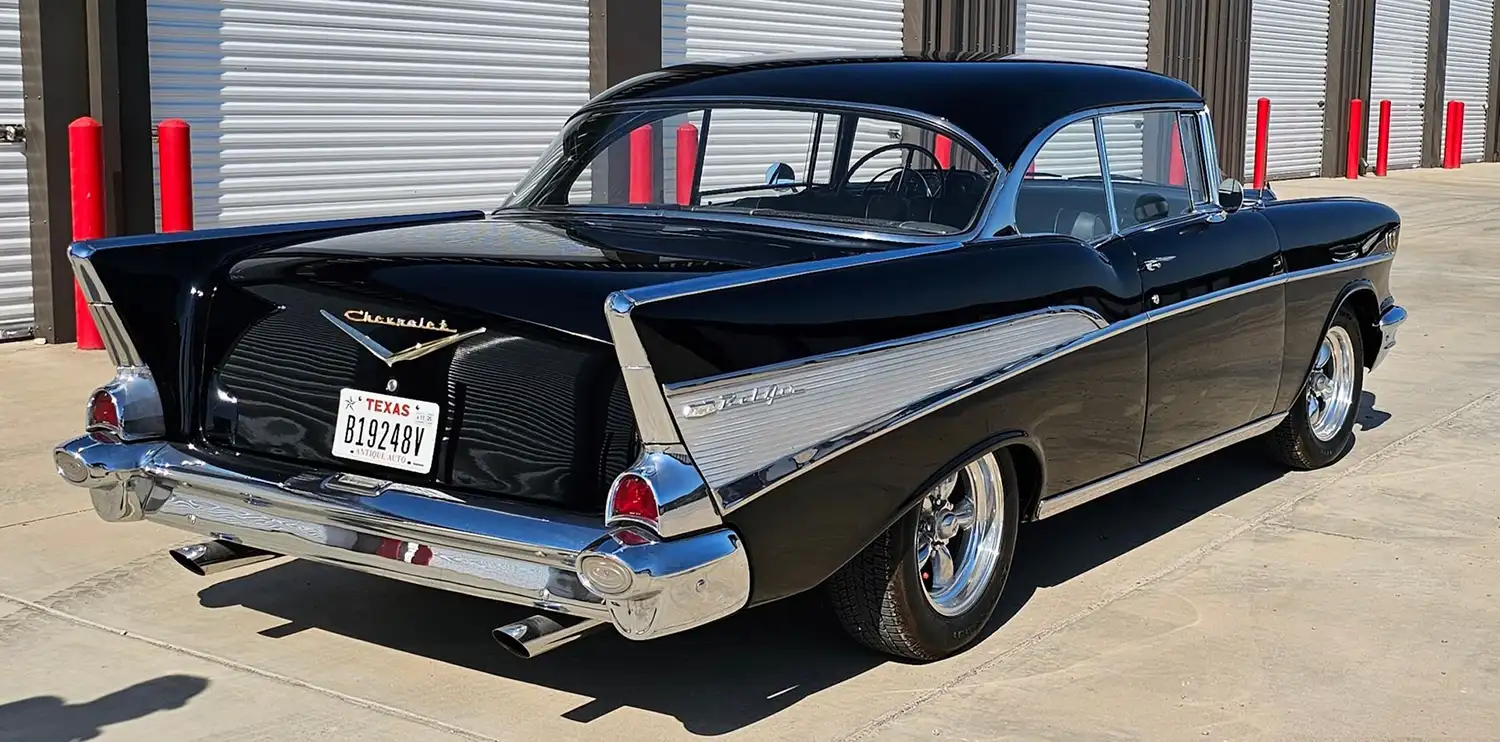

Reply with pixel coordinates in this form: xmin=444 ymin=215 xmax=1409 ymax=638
xmin=195 ymin=419 xmax=1391 ymax=735
xmin=0 ymin=675 xmax=208 ymax=742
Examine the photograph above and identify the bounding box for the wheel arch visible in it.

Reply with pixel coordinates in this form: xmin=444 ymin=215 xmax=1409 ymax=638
xmin=1334 ymin=281 xmax=1381 ymax=370
xmin=892 ymin=430 xmax=1046 ymax=526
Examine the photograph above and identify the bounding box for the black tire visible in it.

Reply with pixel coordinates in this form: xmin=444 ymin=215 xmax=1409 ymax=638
xmin=1266 ymin=306 xmax=1366 ymax=470
xmin=825 ymin=449 xmax=1021 ymax=661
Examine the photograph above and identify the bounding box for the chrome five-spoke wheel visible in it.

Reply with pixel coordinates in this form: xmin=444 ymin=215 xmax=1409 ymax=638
xmin=1265 ymin=307 xmax=1366 ymax=471
xmin=915 ymin=454 xmax=1006 ymax=617
xmin=828 ymin=449 xmax=1020 ymax=660
xmin=1306 ymin=324 xmax=1358 ymax=441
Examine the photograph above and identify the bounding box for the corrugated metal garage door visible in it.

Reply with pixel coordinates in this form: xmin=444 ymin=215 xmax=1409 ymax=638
xmin=0 ymin=0 xmax=30 ymax=340
xmin=1442 ymin=0 xmax=1494 ymax=163
xmin=1244 ymin=0 xmax=1331 ymax=180
xmin=147 ymin=0 xmax=590 ymax=228
xmin=661 ymin=0 xmax=904 ymax=199
xmin=1367 ymin=0 xmax=1431 ymax=170
xmin=1014 ymin=0 xmax=1151 ymax=178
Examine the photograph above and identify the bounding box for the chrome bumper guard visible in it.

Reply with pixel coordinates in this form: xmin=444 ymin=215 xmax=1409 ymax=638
xmin=53 ymin=435 xmax=750 ymax=642
xmin=1372 ymin=304 xmax=1407 ymax=371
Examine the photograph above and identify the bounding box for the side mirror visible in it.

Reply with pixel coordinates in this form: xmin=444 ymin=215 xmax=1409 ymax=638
xmin=1218 ymin=178 xmax=1245 ymax=213
xmin=765 ymin=162 xmax=796 ymax=190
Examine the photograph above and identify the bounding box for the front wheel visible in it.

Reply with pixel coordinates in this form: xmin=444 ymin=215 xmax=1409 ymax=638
xmin=826 ymin=449 xmax=1020 ymax=660
xmin=1265 ymin=307 xmax=1366 ymax=470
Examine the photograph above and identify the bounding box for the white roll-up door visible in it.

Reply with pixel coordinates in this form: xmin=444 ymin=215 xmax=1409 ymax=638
xmin=1014 ymin=0 xmax=1151 ymax=178
xmin=0 ymin=0 xmax=31 ymax=340
xmin=1367 ymin=0 xmax=1431 ymax=169
xmin=1244 ymin=0 xmax=1331 ymax=180
xmin=1442 ymin=0 xmax=1493 ymax=163
xmin=661 ymin=0 xmax=903 ymax=199
xmin=147 ymin=0 xmax=590 ymax=228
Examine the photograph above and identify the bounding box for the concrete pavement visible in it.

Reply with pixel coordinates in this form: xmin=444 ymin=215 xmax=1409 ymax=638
xmin=1 ymin=165 xmax=1497 ymax=741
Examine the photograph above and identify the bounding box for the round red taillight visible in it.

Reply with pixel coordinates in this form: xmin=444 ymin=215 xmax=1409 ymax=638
xmin=87 ymin=390 xmax=120 ymax=431
xmin=608 ymin=474 xmax=659 ymax=528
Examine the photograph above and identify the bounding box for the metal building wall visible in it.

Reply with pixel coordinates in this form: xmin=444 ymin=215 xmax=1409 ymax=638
xmin=0 ymin=0 xmax=31 ymax=338
xmin=1150 ymin=0 xmax=1253 ymax=182
xmin=1324 ymin=0 xmax=1376 ymax=177
xmin=1440 ymin=0 xmax=1493 ymax=162
xmin=145 ymin=0 xmax=592 ymax=228
xmin=1244 ymin=0 xmax=1333 ymax=180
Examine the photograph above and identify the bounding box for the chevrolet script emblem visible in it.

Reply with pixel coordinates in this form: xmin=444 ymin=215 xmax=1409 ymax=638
xmin=320 ymin=310 xmax=486 ymax=367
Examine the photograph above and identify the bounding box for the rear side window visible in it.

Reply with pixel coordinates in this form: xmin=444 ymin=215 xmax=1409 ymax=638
xmin=1015 ymin=119 xmax=1111 ymax=241
xmin=1099 ymin=111 xmax=1210 ymax=231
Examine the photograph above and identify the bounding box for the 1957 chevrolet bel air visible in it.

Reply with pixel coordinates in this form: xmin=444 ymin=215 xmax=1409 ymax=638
xmin=55 ymin=55 xmax=1406 ymax=661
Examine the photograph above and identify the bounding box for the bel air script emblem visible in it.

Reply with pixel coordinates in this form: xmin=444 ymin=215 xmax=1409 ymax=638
xmin=681 ymin=383 xmax=803 ymax=419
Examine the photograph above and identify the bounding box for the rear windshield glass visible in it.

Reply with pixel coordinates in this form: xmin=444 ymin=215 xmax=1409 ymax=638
xmin=501 ymin=104 xmax=1001 ymax=237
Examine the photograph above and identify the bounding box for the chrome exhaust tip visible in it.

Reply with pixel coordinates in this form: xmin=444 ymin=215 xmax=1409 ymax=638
xmin=492 ymin=615 xmax=606 ymax=659
xmin=169 ymin=540 xmax=278 ymax=577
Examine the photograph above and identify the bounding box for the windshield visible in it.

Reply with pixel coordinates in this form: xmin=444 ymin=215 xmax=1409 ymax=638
xmin=501 ymin=103 xmax=1001 ymax=237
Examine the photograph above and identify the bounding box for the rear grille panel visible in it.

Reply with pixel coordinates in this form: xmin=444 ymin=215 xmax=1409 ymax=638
xmin=206 ymin=288 xmax=636 ymax=512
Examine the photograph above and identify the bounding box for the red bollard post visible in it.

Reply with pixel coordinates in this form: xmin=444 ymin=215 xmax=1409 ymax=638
xmin=1443 ymin=101 xmax=1460 ymax=169
xmin=68 ymin=118 xmax=104 ymax=351
xmin=675 ymin=122 xmax=698 ymax=206
xmin=1375 ymin=100 xmax=1391 ymax=176
xmin=1346 ymin=99 xmax=1363 ymax=179
xmin=934 ymin=135 xmax=952 ymax=169
xmin=1253 ymin=97 xmax=1271 ymax=190
xmin=158 ymin=119 xmax=194 ymax=232
xmin=1454 ymin=101 xmax=1466 ymax=166
xmin=1167 ymin=118 xmax=1185 ymax=186
xmin=629 ymin=125 xmax=653 ymax=204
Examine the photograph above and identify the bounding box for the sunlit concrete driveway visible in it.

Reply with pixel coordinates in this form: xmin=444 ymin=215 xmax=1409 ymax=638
xmin=2 ymin=166 xmax=1498 ymax=741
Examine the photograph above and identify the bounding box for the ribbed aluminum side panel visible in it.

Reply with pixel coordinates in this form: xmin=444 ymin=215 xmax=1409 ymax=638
xmin=1367 ymin=0 xmax=1431 ymax=170
xmin=666 ymin=311 xmax=1103 ymax=490
xmin=1244 ymin=0 xmax=1331 ymax=179
xmin=661 ymin=0 xmax=903 ymax=195
xmin=0 ymin=0 xmax=31 ymax=339
xmin=1442 ymin=0 xmax=1494 ymax=162
xmin=1015 ymin=0 xmax=1151 ymax=177
xmin=146 ymin=0 xmax=590 ymax=228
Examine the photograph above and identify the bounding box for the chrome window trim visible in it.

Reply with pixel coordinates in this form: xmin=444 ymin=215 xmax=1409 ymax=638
xmin=516 ymin=96 xmax=1006 ymax=246
xmin=987 ymin=100 xmax=1206 ymax=240
xmin=675 ymin=251 xmax=1395 ymax=515
xmin=1092 ymin=117 xmax=1120 ymax=235
xmin=1199 ymin=108 xmax=1225 ymax=200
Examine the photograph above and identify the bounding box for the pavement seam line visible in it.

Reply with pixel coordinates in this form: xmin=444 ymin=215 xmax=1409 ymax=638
xmin=0 ymin=508 xmax=92 ymax=530
xmin=841 ymin=388 xmax=1500 ymax=741
xmin=0 ymin=590 xmax=505 ymax=742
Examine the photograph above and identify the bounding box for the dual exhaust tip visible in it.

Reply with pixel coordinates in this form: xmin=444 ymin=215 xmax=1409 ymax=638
xmin=167 ymin=540 xmax=605 ymax=659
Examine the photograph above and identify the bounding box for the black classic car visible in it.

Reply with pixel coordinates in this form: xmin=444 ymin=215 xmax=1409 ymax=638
xmin=56 ymin=55 xmax=1406 ymax=661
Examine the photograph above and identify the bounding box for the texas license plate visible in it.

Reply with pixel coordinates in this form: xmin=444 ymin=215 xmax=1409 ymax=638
xmin=332 ymin=388 xmax=440 ymax=474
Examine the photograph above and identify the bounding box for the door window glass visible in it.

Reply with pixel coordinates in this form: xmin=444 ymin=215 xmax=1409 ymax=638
xmin=1015 ymin=119 xmax=1111 ymax=241
xmin=1099 ymin=111 xmax=1208 ymax=231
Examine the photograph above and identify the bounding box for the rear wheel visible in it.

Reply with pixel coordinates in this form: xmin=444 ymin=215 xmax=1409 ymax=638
xmin=826 ymin=449 xmax=1020 ymax=660
xmin=1266 ymin=307 xmax=1365 ymax=470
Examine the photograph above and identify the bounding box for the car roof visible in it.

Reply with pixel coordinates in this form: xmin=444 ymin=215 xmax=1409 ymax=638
xmin=582 ymin=53 xmax=1204 ymax=170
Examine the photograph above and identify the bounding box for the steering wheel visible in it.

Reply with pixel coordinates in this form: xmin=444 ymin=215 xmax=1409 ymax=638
xmin=839 ymin=142 xmax=944 ymax=197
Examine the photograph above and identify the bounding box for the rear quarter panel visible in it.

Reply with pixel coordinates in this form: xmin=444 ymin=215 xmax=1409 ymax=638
xmin=623 ymin=235 xmax=1149 ymax=604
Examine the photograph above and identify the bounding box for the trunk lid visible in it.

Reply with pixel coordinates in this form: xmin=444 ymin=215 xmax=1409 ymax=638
xmin=201 ymin=213 xmax=866 ymax=511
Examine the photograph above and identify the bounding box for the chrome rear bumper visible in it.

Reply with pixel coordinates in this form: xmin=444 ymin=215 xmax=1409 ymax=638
xmin=54 ymin=435 xmax=750 ymax=641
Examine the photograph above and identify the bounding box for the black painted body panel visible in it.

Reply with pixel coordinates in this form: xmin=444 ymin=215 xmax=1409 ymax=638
xmin=633 ymin=234 xmax=1144 ymax=385
xmin=79 ymin=212 xmax=884 ymax=509
xmin=1258 ymin=197 xmax=1400 ymax=413
xmin=1128 ymin=209 xmax=1285 ymax=459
